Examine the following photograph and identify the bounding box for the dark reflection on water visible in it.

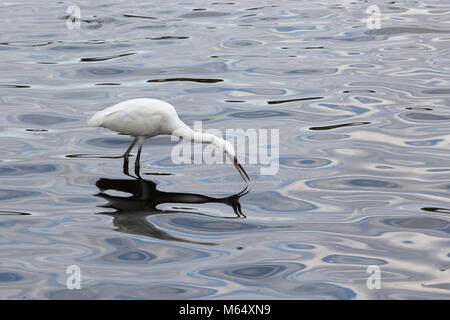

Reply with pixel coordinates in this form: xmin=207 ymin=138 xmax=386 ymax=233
xmin=421 ymin=207 xmax=450 ymax=214
xmin=267 ymin=96 xmax=323 ymax=104
xmin=80 ymin=53 xmax=135 ymax=62
xmin=310 ymin=122 xmax=371 ymax=131
xmin=147 ymin=77 xmax=223 ymax=83
xmin=94 ymin=177 xmax=248 ymax=244
xmin=0 ymin=211 xmax=31 ymax=216
xmin=1 ymin=0 xmax=450 ymax=300
xmin=0 ymin=84 xmax=31 ymax=88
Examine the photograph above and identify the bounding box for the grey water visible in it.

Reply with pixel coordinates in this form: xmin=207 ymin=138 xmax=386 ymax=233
xmin=0 ymin=0 xmax=449 ymax=299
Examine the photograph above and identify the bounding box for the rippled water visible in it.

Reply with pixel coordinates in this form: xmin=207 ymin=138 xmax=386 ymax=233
xmin=0 ymin=0 xmax=449 ymax=299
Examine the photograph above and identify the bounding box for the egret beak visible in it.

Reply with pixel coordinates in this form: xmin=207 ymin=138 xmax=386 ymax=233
xmin=233 ymin=156 xmax=250 ymax=183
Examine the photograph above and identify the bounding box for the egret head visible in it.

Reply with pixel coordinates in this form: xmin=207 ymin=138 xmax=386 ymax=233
xmin=221 ymin=139 xmax=235 ymax=159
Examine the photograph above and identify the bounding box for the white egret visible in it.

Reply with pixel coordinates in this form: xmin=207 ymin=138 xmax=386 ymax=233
xmin=87 ymin=98 xmax=250 ymax=182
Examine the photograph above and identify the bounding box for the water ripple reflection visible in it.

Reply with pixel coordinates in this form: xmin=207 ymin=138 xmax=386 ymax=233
xmin=1 ymin=0 xmax=450 ymax=299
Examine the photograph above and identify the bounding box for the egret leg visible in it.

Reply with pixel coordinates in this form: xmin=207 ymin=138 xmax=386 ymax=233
xmin=134 ymin=137 xmax=145 ymax=177
xmin=122 ymin=137 xmax=137 ymax=176
xmin=123 ymin=137 xmax=138 ymax=160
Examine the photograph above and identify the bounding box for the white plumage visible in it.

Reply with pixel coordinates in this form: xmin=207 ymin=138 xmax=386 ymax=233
xmin=87 ymin=98 xmax=249 ymax=182
xmin=88 ymin=98 xmax=178 ymax=137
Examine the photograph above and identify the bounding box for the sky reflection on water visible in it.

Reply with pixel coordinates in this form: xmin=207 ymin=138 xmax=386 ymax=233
xmin=0 ymin=0 xmax=449 ymax=299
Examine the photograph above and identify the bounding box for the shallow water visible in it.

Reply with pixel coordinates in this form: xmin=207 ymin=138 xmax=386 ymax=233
xmin=0 ymin=0 xmax=449 ymax=299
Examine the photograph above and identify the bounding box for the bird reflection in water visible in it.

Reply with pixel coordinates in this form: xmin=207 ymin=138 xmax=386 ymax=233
xmin=94 ymin=176 xmax=249 ymax=245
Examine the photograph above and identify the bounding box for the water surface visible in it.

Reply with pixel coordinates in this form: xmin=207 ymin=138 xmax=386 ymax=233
xmin=0 ymin=0 xmax=449 ymax=299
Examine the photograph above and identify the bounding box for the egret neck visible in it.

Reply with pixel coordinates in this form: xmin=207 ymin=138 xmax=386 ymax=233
xmin=172 ymin=123 xmax=250 ymax=183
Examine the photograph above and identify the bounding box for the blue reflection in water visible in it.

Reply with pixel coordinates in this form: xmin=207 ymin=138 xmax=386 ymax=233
xmin=0 ymin=0 xmax=449 ymax=300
